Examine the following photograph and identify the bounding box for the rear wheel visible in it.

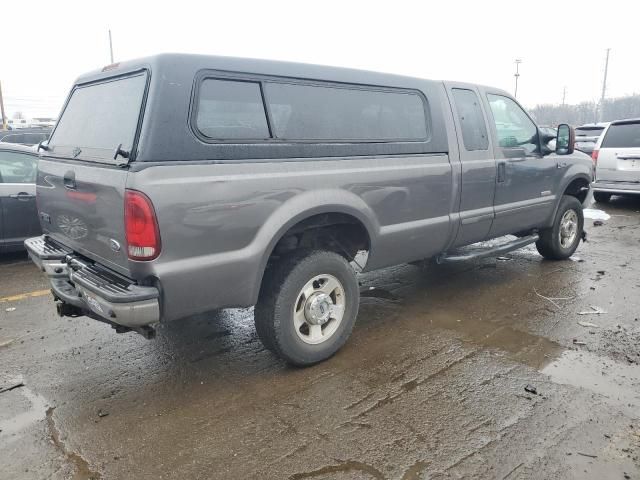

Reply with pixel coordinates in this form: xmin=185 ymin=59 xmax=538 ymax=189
xmin=255 ymin=250 xmax=359 ymax=366
xmin=593 ymin=191 xmax=612 ymax=203
xmin=536 ymin=195 xmax=584 ymax=260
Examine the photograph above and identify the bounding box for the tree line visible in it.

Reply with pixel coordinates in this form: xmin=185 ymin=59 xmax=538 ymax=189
xmin=529 ymin=94 xmax=640 ymax=126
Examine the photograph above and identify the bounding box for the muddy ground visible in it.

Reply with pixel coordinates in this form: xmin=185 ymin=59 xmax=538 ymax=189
xmin=1 ymin=197 xmax=639 ymax=480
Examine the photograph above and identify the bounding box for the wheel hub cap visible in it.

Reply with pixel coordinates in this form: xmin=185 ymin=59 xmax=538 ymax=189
xmin=293 ymin=274 xmax=346 ymax=345
xmin=305 ymin=293 xmax=332 ymax=325
xmin=559 ymin=209 xmax=578 ymax=248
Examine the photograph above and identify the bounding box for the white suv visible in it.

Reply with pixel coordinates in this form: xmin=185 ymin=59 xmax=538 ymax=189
xmin=592 ymin=119 xmax=640 ymax=202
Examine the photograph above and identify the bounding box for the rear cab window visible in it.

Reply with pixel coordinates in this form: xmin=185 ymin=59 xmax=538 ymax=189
xmin=451 ymin=88 xmax=488 ymax=151
xmin=601 ymin=122 xmax=640 ymax=148
xmin=48 ymin=72 xmax=148 ymax=163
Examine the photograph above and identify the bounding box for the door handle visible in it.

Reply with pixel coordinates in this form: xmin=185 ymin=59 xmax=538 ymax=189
xmin=557 ymin=161 xmax=567 ymax=168
xmin=63 ymin=170 xmax=76 ymax=190
xmin=9 ymin=192 xmax=35 ymax=201
xmin=497 ymin=162 xmax=506 ymax=183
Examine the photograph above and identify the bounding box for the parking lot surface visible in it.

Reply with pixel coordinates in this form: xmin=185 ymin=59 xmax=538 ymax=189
xmin=1 ymin=198 xmax=639 ymax=480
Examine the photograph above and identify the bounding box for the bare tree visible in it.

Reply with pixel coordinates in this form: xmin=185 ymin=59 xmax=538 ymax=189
xmin=530 ymin=94 xmax=640 ymax=126
xmin=13 ymin=111 xmax=25 ymax=120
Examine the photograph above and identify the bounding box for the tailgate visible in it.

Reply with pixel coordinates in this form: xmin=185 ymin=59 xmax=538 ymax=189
xmin=36 ymin=70 xmax=149 ymax=275
xmin=37 ymin=159 xmax=130 ymax=273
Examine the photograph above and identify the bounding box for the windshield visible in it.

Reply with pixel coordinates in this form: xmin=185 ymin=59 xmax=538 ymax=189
xmin=48 ymin=72 xmax=147 ymax=163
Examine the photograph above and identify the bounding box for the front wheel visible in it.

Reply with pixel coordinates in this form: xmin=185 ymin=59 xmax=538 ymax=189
xmin=255 ymin=250 xmax=360 ymax=366
xmin=536 ymin=195 xmax=584 ymax=260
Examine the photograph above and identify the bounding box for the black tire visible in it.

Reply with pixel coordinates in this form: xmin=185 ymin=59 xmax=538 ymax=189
xmin=255 ymin=250 xmax=359 ymax=366
xmin=593 ymin=191 xmax=612 ymax=203
xmin=536 ymin=195 xmax=584 ymax=260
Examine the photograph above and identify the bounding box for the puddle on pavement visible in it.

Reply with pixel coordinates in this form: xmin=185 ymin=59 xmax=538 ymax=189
xmin=541 ymin=349 xmax=640 ymax=412
xmin=0 ymin=383 xmax=49 ymax=436
xmin=357 ymin=248 xmax=582 ymax=374
xmin=415 ymin=312 xmax=563 ymax=370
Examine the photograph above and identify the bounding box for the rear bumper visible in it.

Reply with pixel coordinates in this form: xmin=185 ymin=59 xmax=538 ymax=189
xmin=592 ymin=181 xmax=640 ymax=195
xmin=25 ymin=236 xmax=160 ymax=327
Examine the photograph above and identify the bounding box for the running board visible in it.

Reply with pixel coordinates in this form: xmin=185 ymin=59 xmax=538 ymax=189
xmin=437 ymin=234 xmax=539 ymax=264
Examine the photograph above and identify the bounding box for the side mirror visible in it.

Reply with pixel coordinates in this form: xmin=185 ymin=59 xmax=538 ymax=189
xmin=555 ymin=124 xmax=575 ymax=155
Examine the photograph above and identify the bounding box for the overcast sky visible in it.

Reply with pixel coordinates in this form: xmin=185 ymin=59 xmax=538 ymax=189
xmin=1 ymin=0 xmax=637 ymax=119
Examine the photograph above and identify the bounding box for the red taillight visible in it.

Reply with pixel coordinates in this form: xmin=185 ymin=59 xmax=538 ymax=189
xmin=591 ymin=149 xmax=599 ymax=165
xmin=124 ymin=190 xmax=161 ymax=261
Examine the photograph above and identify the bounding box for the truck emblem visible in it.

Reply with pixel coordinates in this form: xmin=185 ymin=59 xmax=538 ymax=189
xmin=109 ymin=239 xmax=121 ymax=252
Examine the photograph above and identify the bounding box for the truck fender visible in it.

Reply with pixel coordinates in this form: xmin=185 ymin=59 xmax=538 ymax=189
xmin=249 ymin=189 xmax=380 ymax=304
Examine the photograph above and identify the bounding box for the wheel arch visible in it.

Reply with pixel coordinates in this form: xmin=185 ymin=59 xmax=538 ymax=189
xmin=249 ymin=190 xmax=379 ymax=305
xmin=547 ymin=172 xmax=592 ymax=226
xmin=562 ymin=174 xmax=591 ymax=205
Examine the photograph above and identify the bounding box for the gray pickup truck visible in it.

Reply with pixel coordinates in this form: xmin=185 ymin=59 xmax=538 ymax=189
xmin=26 ymin=54 xmax=592 ymax=366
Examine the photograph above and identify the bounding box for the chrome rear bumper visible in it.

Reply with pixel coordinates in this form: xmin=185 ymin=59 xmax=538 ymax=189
xmin=25 ymin=236 xmax=160 ymax=328
xmin=592 ymin=181 xmax=640 ymax=195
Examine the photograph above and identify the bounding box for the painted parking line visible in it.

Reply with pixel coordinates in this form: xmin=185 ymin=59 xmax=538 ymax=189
xmin=0 ymin=289 xmax=51 ymax=303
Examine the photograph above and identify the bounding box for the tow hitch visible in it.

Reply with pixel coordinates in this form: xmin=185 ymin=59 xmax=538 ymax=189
xmin=54 ymin=298 xmax=156 ymax=339
xmin=55 ymin=301 xmax=83 ymax=318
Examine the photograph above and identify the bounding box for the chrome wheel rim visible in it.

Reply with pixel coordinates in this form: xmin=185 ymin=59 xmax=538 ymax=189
xmin=559 ymin=209 xmax=579 ymax=248
xmin=293 ymin=274 xmax=345 ymax=345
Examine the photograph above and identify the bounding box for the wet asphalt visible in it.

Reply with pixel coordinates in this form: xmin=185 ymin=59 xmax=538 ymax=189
xmin=1 ymin=197 xmax=639 ymax=480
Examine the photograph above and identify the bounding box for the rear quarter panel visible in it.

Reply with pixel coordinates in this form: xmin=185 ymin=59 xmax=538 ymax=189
xmin=127 ymin=155 xmax=453 ymax=321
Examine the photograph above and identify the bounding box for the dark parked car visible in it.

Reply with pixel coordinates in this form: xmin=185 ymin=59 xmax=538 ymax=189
xmin=0 ymin=143 xmax=41 ymax=251
xmin=26 ymin=54 xmax=592 ymax=365
xmin=0 ymin=127 xmax=52 ymax=147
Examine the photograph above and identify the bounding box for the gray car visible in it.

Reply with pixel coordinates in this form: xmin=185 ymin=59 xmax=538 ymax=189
xmin=574 ymin=123 xmax=608 ymax=155
xmin=0 ymin=143 xmax=41 ymax=252
xmin=25 ymin=54 xmax=593 ymax=366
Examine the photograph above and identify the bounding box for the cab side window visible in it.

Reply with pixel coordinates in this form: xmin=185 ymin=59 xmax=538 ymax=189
xmin=487 ymin=94 xmax=538 ymax=154
xmin=196 ymin=79 xmax=270 ymax=140
xmin=0 ymin=152 xmax=38 ymax=184
xmin=452 ymin=88 xmax=488 ymax=151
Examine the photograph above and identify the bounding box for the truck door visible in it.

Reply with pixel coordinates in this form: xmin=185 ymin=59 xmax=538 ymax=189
xmin=445 ymin=84 xmax=496 ymax=247
xmin=482 ymin=91 xmax=558 ymax=237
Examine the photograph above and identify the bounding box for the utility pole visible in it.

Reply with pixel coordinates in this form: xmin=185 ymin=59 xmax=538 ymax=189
xmin=0 ymin=80 xmax=6 ymax=130
xmin=598 ymin=48 xmax=611 ymax=122
xmin=562 ymin=86 xmax=567 ymax=106
xmin=514 ymin=59 xmax=522 ymax=98
xmin=109 ymin=29 xmax=114 ymax=64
